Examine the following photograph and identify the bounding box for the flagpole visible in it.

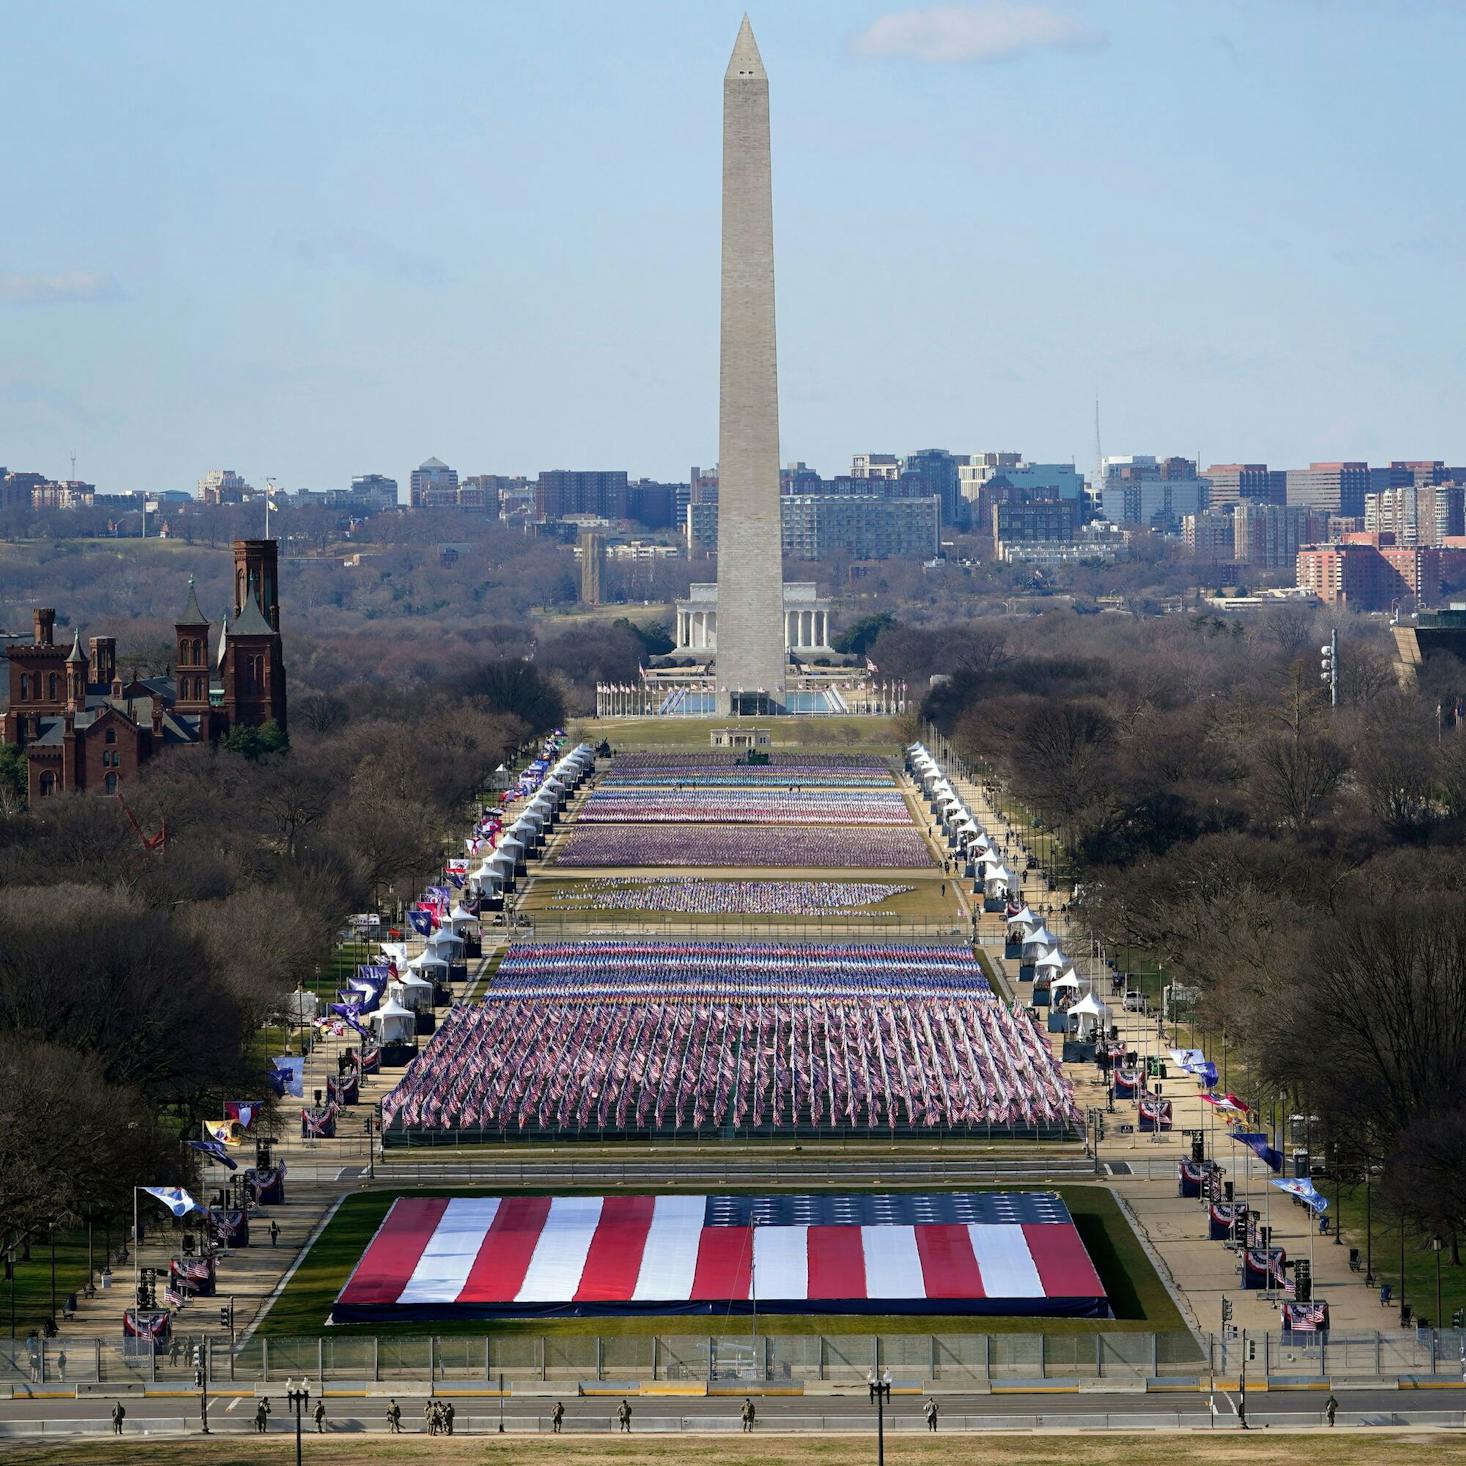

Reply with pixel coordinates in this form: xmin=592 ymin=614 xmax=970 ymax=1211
xmin=132 ymin=1187 xmax=140 ymax=1313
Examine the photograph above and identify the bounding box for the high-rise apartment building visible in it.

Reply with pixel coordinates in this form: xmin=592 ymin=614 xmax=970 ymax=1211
xmin=1365 ymin=484 xmax=1466 ymax=545
xmin=689 ymin=494 xmax=938 ymax=560
xmin=1296 ymin=535 xmax=1444 ymax=610
xmin=1182 ymin=511 xmax=1235 ymax=562
xmin=899 ymin=449 xmax=965 ymax=526
xmin=197 ymin=469 xmax=252 ymax=504
xmin=535 ymin=470 xmax=629 ymax=521
xmin=1233 ymin=503 xmax=1325 ymax=569
xmin=348 ymin=474 xmax=400 ymax=510
xmin=409 ymin=457 xmax=459 ymax=507
xmin=850 ymin=453 xmax=900 ymax=481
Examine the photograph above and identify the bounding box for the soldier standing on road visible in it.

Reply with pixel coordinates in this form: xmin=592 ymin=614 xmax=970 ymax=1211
xmin=256 ymin=1396 xmax=272 ymax=1433
xmin=111 ymin=1402 xmax=125 ymax=1435
xmin=740 ymin=1397 xmax=755 ymax=1432
xmin=551 ymin=1401 xmax=565 ymax=1433
xmin=314 ymin=1399 xmax=327 ymax=1432
xmin=617 ymin=1398 xmax=632 ymax=1433
xmin=924 ymin=1396 xmax=939 ymax=1432
xmin=424 ymin=1399 xmax=437 ymax=1434
xmin=1326 ymin=1393 xmax=1338 ymax=1427
xmin=443 ymin=1400 xmax=455 ymax=1435
xmin=386 ymin=1398 xmax=402 ymax=1433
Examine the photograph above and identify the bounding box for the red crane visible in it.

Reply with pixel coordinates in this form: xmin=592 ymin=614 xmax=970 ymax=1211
xmin=114 ymin=792 xmax=167 ymax=855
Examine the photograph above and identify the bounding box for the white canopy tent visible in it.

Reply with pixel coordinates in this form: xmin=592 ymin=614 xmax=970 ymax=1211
xmin=391 ymin=973 xmax=435 ymax=1013
xmin=425 ymin=927 xmax=464 ymax=957
xmin=370 ymin=998 xmax=416 ymax=1045
xmin=1022 ymin=924 xmax=1058 ymax=958
xmin=1068 ymin=991 xmax=1109 ymax=1040
xmin=983 ymin=864 xmax=1013 ymax=896
xmin=1034 ymin=948 xmax=1067 ymax=975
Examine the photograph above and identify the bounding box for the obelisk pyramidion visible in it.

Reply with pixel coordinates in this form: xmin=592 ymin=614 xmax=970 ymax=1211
xmin=716 ymin=16 xmax=786 ymax=716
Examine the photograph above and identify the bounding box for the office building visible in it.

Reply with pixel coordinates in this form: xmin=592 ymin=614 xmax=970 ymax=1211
xmin=1284 ymin=462 xmax=1371 ymax=518
xmin=197 ymin=469 xmax=252 ymax=504
xmin=1233 ymin=503 xmax=1326 ymax=569
xmin=409 ymin=457 xmax=459 ymax=507
xmin=1204 ymin=464 xmax=1283 ymax=511
xmin=899 ymin=448 xmax=965 ymax=526
xmin=995 ymin=498 xmax=1078 ymax=549
xmin=348 ymin=474 xmax=400 ymax=511
xmin=851 ymin=453 xmax=900 ymax=480
xmin=689 ymin=493 xmax=938 ymax=560
xmin=1182 ymin=511 xmax=1235 ymax=562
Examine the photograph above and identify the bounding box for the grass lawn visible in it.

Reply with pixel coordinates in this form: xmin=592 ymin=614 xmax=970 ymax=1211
xmin=3 ymin=1226 xmax=105 ymax=1334
xmin=260 ymin=1185 xmax=1181 ymax=1340
xmin=13 ymin=1439 xmax=1466 ymax=1466
xmin=571 ymin=717 xmax=903 ymax=752
xmin=516 ymin=877 xmax=957 ymax=925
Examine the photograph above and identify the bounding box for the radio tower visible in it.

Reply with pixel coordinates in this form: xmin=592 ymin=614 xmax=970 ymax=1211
xmin=1092 ymin=397 xmax=1103 ymax=498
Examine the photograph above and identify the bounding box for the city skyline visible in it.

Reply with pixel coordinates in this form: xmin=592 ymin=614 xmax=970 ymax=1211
xmin=4 ymin=1 xmax=1466 ymax=491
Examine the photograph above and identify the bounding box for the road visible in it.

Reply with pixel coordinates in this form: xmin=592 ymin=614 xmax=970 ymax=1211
xmin=0 ymin=1387 xmax=1455 ymax=1438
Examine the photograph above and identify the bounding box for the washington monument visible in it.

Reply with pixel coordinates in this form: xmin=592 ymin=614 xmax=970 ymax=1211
xmin=716 ymin=16 xmax=786 ymax=715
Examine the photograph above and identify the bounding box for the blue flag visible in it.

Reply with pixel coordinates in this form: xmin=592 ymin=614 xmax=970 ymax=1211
xmin=1271 ymin=1177 xmax=1328 ymax=1212
xmin=188 ymin=1139 xmax=239 ymax=1172
xmin=269 ymin=1055 xmax=305 ymax=1098
xmin=143 ymin=1186 xmax=205 ymax=1217
xmin=407 ymin=909 xmax=433 ymax=936
xmin=1232 ymin=1131 xmax=1284 ymax=1173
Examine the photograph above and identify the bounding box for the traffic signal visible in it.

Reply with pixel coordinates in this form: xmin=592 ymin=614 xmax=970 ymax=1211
xmin=1453 ymin=1309 xmax=1464 ymax=1330
xmin=192 ymin=1345 xmax=202 ymax=1368
xmin=1221 ymin=1297 xmax=1233 ymax=1324
xmin=364 ymin=1116 xmax=373 ymax=1134
xmin=1247 ymin=1341 xmax=1257 ymax=1361
xmin=219 ymin=1304 xmax=233 ymax=1331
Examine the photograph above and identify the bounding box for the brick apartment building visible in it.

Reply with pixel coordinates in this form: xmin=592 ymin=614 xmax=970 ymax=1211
xmin=1295 ymin=532 xmax=1457 ymax=611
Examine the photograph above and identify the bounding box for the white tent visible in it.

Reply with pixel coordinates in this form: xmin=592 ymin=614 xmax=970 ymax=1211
xmin=1007 ymin=905 xmax=1036 ymax=930
xmin=1022 ymin=924 xmax=1057 ymax=956
xmin=1068 ymin=991 xmax=1109 ymax=1039
xmin=370 ymin=998 xmax=416 ymax=1045
xmin=1034 ymin=948 xmax=1067 ymax=974
xmin=408 ymin=950 xmax=449 ymax=975
xmin=983 ymin=864 xmax=1012 ymax=895
xmin=392 ymin=972 xmax=435 ymax=1012
xmin=425 ymin=928 xmax=464 ymax=957
xmin=449 ymin=902 xmax=479 ymax=926
xmin=1053 ymin=967 xmax=1084 ymax=990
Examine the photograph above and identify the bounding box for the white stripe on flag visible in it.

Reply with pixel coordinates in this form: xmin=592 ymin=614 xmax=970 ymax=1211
xmin=397 ymin=1198 xmax=500 ymax=1304
xmin=753 ymin=1225 xmax=808 ymax=1300
xmin=631 ymin=1195 xmax=705 ymax=1302
xmin=515 ymin=1196 xmax=604 ymax=1303
xmin=967 ymin=1224 xmax=1044 ymax=1297
xmin=861 ymin=1224 xmax=925 ymax=1299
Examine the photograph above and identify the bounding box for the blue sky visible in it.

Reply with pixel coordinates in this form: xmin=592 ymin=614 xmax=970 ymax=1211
xmin=3 ymin=0 xmax=1464 ymax=494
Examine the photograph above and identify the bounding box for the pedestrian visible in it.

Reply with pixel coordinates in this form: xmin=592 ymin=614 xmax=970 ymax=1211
xmin=924 ymin=1396 xmax=939 ymax=1432
xmin=387 ymin=1399 xmax=402 ymax=1433
xmin=740 ymin=1396 xmax=755 ymax=1432
xmin=269 ymin=1220 xmax=280 ymax=1247
xmin=551 ymin=1401 xmax=565 ymax=1433
xmin=314 ymin=1399 xmax=327 ymax=1433
xmin=169 ymin=1337 xmax=181 ymax=1366
xmin=617 ymin=1397 xmax=632 ymax=1433
xmin=1326 ymin=1393 xmax=1338 ymax=1427
xmin=443 ymin=1400 xmax=455 ymax=1435
xmin=110 ymin=1401 xmax=125 ymax=1434
xmin=56 ymin=1350 xmax=67 ymax=1382
xmin=425 ymin=1400 xmax=437 ymax=1435
xmin=256 ymin=1397 xmax=272 ymax=1433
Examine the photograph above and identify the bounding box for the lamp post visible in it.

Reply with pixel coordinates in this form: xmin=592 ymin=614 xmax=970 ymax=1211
xmin=1432 ymin=1234 xmax=1445 ymax=1333
xmin=286 ymin=1379 xmax=310 ymax=1466
xmin=1400 ymin=1210 xmax=1410 ymax=1329
xmin=869 ymin=1367 xmax=892 ymax=1466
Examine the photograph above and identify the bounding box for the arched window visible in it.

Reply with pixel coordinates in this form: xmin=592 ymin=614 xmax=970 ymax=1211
xmin=105 ymin=773 xmax=118 ymax=795
xmin=105 ymin=727 xmax=117 ymax=745
xmin=38 ymin=771 xmax=55 ymax=797
xmin=47 ymin=672 xmax=58 ymax=701
xmin=18 ymin=674 xmax=28 ymax=700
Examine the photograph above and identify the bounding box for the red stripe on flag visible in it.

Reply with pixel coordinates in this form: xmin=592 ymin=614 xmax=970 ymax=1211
xmin=574 ymin=1195 xmax=657 ymax=1302
xmin=1021 ymin=1223 xmax=1104 ymax=1299
xmin=338 ymin=1197 xmax=449 ymax=1305
xmin=806 ymin=1225 xmax=867 ymax=1300
xmin=914 ymin=1224 xmax=986 ymax=1299
xmin=457 ymin=1197 xmax=553 ymax=1302
xmin=689 ymin=1227 xmax=752 ymax=1301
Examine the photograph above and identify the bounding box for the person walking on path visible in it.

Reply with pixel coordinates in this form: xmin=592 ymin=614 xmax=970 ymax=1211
xmin=255 ymin=1397 xmax=271 ymax=1433
xmin=111 ymin=1402 xmax=125 ymax=1435
xmin=269 ymin=1220 xmax=280 ymax=1247
xmin=55 ymin=1350 xmax=66 ymax=1383
xmin=740 ymin=1397 xmax=756 ymax=1432
xmin=1326 ymin=1393 xmax=1339 ymax=1427
xmin=551 ymin=1401 xmax=565 ymax=1433
xmin=386 ymin=1399 xmax=401 ymax=1433
xmin=617 ymin=1398 xmax=632 ymax=1433
xmin=313 ymin=1399 xmax=327 ymax=1432
xmin=924 ymin=1397 xmax=939 ymax=1432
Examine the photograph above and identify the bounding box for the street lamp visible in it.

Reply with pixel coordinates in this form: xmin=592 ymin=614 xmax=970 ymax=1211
xmin=1431 ymin=1234 xmax=1445 ymax=1333
xmin=286 ymin=1379 xmax=311 ymax=1466
xmin=868 ymin=1367 xmax=892 ymax=1466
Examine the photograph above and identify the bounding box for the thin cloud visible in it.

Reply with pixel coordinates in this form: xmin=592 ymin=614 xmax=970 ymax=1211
xmin=0 ymin=271 xmax=123 ymax=305
xmin=853 ymin=3 xmax=1105 ymax=64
